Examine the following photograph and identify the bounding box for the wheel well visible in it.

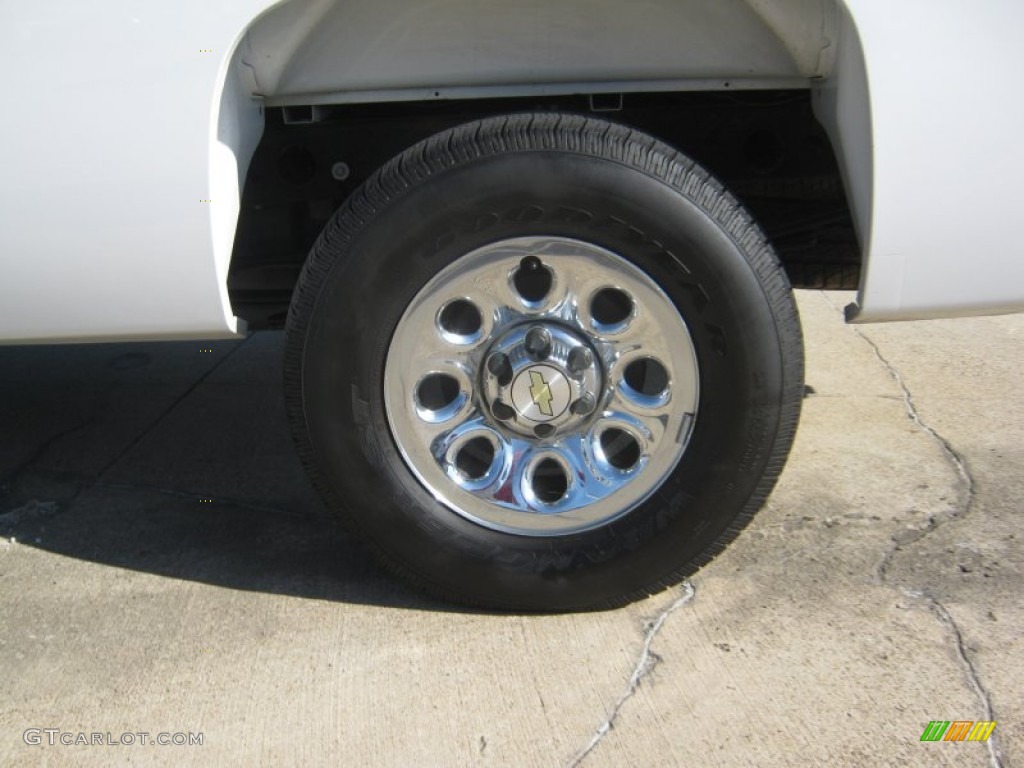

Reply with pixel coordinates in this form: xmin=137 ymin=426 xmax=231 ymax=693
xmin=240 ymin=0 xmax=832 ymax=106
xmin=228 ymin=91 xmax=860 ymax=329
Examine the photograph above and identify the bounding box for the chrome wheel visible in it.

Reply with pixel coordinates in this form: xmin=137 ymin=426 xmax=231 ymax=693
xmin=384 ymin=236 xmax=700 ymax=535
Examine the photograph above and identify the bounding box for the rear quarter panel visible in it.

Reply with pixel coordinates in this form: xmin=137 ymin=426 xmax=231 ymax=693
xmin=820 ymin=0 xmax=1024 ymax=321
xmin=0 ymin=0 xmax=273 ymax=342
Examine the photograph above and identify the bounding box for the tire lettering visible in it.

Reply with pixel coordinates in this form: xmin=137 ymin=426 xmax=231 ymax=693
xmin=704 ymin=323 xmax=728 ymax=356
xmin=549 ymin=206 xmax=593 ymax=225
xmin=505 ymin=205 xmax=544 ymax=223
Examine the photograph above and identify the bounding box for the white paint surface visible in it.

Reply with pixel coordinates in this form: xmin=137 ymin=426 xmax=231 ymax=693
xmin=1 ymin=0 xmax=1022 ymax=343
xmin=0 ymin=0 xmax=278 ymax=342
xmin=827 ymin=0 xmax=1024 ymax=321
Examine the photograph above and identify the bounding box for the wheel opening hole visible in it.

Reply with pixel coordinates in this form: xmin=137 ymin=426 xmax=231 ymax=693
xmin=438 ymin=299 xmax=482 ymax=338
xmin=455 ymin=437 xmax=494 ymax=480
xmin=600 ymin=428 xmax=641 ymax=470
xmin=513 ymin=256 xmax=553 ymax=303
xmin=416 ymin=373 xmax=461 ymax=411
xmin=624 ymin=357 xmax=669 ymax=397
xmin=532 ymin=459 xmax=568 ymax=503
xmin=591 ymin=288 xmax=633 ymax=327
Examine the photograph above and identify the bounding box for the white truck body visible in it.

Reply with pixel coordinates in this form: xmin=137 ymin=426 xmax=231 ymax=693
xmin=1 ymin=0 xmax=1022 ymax=343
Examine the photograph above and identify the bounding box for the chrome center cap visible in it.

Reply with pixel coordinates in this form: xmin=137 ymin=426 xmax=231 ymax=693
xmin=511 ymin=365 xmax=571 ymax=422
xmin=482 ymin=323 xmax=603 ymax=439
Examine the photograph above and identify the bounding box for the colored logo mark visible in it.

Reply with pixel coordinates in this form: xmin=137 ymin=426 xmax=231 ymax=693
xmin=920 ymin=720 xmax=996 ymax=742
xmin=529 ymin=370 xmax=554 ymax=416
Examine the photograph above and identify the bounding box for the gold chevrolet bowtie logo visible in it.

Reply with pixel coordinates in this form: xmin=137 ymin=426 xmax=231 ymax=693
xmin=529 ymin=370 xmax=554 ymax=416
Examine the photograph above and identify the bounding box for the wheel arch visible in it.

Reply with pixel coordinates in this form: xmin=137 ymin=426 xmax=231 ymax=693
xmin=220 ymin=0 xmax=1024 ymax=328
xmin=238 ymin=0 xmax=834 ymax=105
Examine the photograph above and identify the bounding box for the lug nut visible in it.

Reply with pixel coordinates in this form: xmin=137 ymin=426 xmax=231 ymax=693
xmin=533 ymin=424 xmax=556 ymax=439
xmin=492 ymin=401 xmax=516 ymax=421
xmin=487 ymin=352 xmax=513 ymax=385
xmin=524 ymin=327 xmax=552 ymax=361
xmin=520 ymin=255 xmax=542 ymax=273
xmin=567 ymin=347 xmax=593 ymax=375
xmin=570 ymin=394 xmax=596 ymax=416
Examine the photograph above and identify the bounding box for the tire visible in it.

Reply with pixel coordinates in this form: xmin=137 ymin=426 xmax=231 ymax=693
xmin=284 ymin=113 xmax=803 ymax=611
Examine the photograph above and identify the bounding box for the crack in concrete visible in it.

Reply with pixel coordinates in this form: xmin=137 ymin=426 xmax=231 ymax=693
xmin=859 ymin=329 xmax=975 ymax=583
xmin=566 ymin=582 xmax=695 ymax=768
xmin=820 ymin=294 xmax=974 ymax=583
xmin=821 ymin=293 xmax=1001 ymax=766
xmin=907 ymin=589 xmax=1005 ymax=768
xmin=94 ymin=338 xmax=250 ymax=483
xmin=2 ymin=339 xmax=249 ymax=527
xmin=0 ymin=420 xmax=95 ymax=504
xmin=94 ymin=480 xmax=299 ymax=519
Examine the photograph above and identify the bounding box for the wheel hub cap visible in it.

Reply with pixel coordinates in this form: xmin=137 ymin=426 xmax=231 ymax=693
xmin=484 ymin=324 xmax=601 ymax=438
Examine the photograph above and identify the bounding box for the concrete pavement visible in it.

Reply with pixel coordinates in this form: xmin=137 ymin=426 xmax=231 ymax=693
xmin=1 ymin=291 xmax=1020 ymax=767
